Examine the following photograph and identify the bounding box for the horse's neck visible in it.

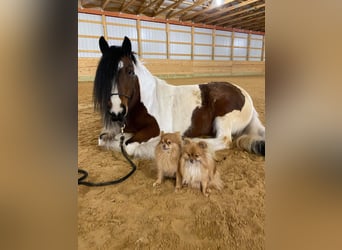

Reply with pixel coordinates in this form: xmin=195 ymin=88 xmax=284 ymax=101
xmin=134 ymin=59 xmax=163 ymax=122
xmin=134 ymin=58 xmax=186 ymax=132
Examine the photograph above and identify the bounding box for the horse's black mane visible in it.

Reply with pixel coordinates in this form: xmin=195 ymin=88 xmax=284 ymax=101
xmin=93 ymin=43 xmax=136 ymax=127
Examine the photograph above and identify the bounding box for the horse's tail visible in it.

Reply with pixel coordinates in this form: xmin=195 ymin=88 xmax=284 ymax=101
xmin=235 ymin=109 xmax=265 ymax=156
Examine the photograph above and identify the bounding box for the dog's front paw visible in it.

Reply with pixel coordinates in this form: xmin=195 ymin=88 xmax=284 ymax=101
xmin=202 ymin=188 xmax=210 ymax=197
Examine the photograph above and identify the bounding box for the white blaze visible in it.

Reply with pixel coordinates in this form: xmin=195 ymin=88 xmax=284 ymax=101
xmin=110 ymin=61 xmax=124 ymax=115
xmin=110 ymin=85 xmax=123 ymax=115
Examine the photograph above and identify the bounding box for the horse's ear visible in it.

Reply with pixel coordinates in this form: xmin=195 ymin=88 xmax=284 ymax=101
xmin=122 ymin=36 xmax=132 ymax=56
xmin=197 ymin=141 xmax=207 ymax=149
xmin=99 ymin=36 xmax=109 ymax=54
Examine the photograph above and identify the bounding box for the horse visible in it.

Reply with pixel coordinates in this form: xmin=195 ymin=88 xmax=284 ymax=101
xmin=93 ymin=36 xmax=265 ymax=158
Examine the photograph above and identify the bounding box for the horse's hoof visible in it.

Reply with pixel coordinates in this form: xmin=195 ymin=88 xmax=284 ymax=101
xmin=153 ymin=181 xmax=161 ymax=187
xmin=252 ymin=140 xmax=265 ymax=156
xmin=98 ymin=138 xmax=105 ymax=146
xmin=98 ymin=132 xmax=117 ymax=146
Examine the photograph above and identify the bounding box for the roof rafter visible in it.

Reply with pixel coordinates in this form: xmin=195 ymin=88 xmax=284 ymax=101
xmin=120 ymin=0 xmax=137 ymax=12
xmin=194 ymin=0 xmax=259 ymax=23
xmin=151 ymin=0 xmax=165 ymax=16
xmin=79 ymin=0 xmax=265 ymax=33
xmin=167 ymin=0 xmax=207 ymax=19
xmin=242 ymin=21 xmax=264 ymax=31
xmin=216 ymin=8 xmax=265 ymax=26
xmin=225 ymin=15 xmax=264 ymax=28
xmin=154 ymin=0 xmax=183 ymax=16
xmin=210 ymin=3 xmax=265 ymax=25
xmin=102 ymin=0 xmax=112 ymax=9
xmin=181 ymin=0 xmax=235 ymax=21
xmin=138 ymin=0 xmax=158 ymax=14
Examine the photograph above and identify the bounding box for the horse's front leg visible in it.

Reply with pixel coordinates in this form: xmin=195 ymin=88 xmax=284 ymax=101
xmin=98 ymin=123 xmax=121 ymax=147
xmin=124 ymin=124 xmax=160 ymax=157
xmin=125 ymin=125 xmax=159 ymax=145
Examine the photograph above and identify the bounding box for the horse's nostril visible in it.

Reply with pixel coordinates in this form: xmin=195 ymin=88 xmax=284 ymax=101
xmin=109 ymin=112 xmax=119 ymax=121
xmin=121 ymin=105 xmax=127 ymax=116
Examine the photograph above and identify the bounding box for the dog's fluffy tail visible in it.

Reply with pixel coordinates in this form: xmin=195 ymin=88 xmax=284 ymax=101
xmin=235 ymin=109 xmax=265 ymax=156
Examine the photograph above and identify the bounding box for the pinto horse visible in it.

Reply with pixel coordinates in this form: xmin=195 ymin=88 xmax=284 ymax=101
xmin=94 ymin=36 xmax=265 ymax=158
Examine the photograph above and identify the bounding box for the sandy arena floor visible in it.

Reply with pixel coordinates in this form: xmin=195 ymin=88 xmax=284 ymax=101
xmin=78 ymin=75 xmax=265 ymax=249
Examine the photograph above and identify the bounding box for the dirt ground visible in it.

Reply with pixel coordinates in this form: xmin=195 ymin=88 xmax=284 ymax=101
xmin=78 ymin=75 xmax=265 ymax=249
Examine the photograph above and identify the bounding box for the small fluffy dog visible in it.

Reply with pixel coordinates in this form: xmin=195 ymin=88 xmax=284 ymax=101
xmin=177 ymin=138 xmax=223 ymax=196
xmin=153 ymin=131 xmax=182 ymax=187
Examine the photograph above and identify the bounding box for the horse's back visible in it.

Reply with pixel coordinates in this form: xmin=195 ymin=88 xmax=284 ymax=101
xmin=199 ymin=82 xmax=246 ymax=116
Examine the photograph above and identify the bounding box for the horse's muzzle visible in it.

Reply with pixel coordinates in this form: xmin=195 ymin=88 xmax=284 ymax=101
xmin=109 ymin=105 xmax=127 ymax=122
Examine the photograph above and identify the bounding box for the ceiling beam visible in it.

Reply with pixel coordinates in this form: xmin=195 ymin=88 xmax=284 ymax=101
xmin=241 ymin=21 xmax=264 ymax=32
xmin=227 ymin=13 xmax=264 ymax=26
xmin=181 ymin=0 xmax=235 ymax=21
xmin=120 ymin=0 xmax=137 ymax=12
xmin=224 ymin=15 xmax=264 ymax=28
xmin=137 ymin=0 xmax=148 ymax=14
xmin=194 ymin=0 xmax=259 ymax=23
xmin=138 ymin=0 xmax=157 ymax=14
xmin=240 ymin=18 xmax=265 ymax=29
xmin=154 ymin=0 xmax=183 ymax=17
xmin=167 ymin=0 xmax=207 ymax=19
xmin=209 ymin=3 xmax=265 ymax=25
xmin=215 ymin=9 xmax=265 ymax=26
xmin=152 ymin=0 xmax=165 ymax=16
xmin=102 ymin=0 xmax=112 ymax=10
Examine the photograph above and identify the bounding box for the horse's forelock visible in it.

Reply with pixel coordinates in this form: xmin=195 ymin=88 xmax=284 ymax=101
xmin=93 ymin=46 xmax=121 ymax=114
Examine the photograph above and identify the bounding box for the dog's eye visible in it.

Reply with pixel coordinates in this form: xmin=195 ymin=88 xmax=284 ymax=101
xmin=167 ymin=140 xmax=171 ymax=145
xmin=195 ymin=154 xmax=199 ymax=158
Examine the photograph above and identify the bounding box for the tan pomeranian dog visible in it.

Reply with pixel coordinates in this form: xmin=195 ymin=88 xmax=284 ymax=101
xmin=176 ymin=138 xmax=223 ymax=196
xmin=153 ymin=131 xmax=182 ymax=187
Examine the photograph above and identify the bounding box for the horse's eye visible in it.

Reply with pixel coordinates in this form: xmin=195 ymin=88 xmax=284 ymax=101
xmin=128 ymin=70 xmax=135 ymax=76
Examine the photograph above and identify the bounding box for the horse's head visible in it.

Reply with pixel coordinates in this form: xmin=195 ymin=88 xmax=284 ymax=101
xmin=93 ymin=36 xmax=139 ymax=126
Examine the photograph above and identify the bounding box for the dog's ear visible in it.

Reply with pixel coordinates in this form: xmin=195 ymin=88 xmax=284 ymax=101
xmin=160 ymin=130 xmax=164 ymax=136
xmin=198 ymin=141 xmax=207 ymax=149
xmin=183 ymin=138 xmax=191 ymax=145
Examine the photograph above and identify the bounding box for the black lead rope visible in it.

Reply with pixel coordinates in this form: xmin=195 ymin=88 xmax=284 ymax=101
xmin=78 ymin=127 xmax=137 ymax=186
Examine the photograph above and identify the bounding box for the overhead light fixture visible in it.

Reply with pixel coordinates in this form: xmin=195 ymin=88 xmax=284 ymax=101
xmin=211 ymin=0 xmax=225 ymax=8
xmin=212 ymin=0 xmax=237 ymax=8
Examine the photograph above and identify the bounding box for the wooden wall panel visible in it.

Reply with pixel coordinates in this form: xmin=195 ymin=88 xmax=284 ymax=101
xmin=78 ymin=58 xmax=264 ymax=81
